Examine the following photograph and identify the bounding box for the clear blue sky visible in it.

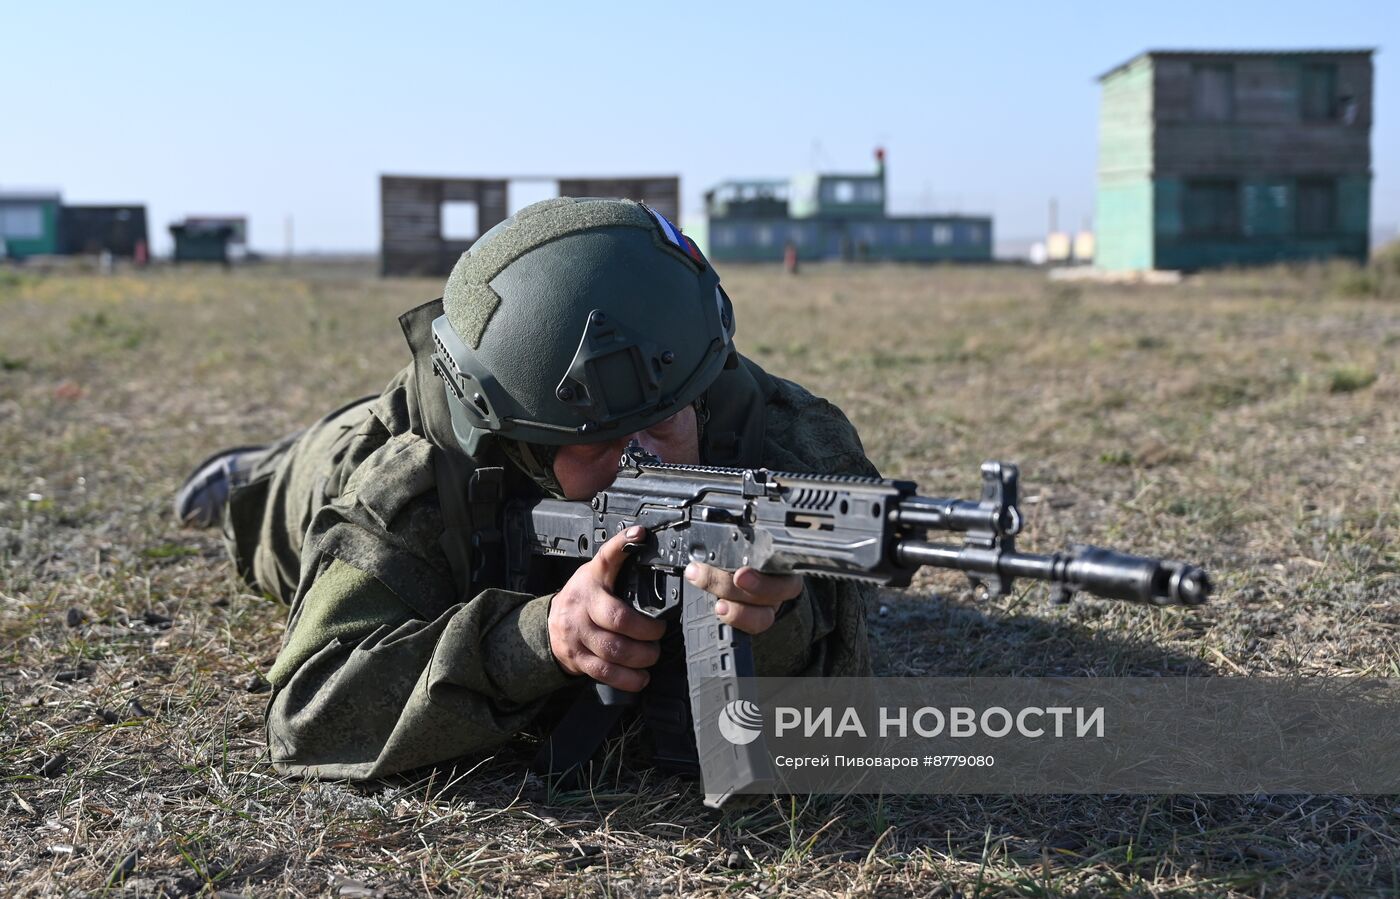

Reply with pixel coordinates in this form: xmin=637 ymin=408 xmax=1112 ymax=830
xmin=3 ymin=0 xmax=1394 ymax=254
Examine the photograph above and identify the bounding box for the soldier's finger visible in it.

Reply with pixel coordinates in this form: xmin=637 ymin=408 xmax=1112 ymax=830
xmin=587 ymin=591 xmax=667 ymax=641
xmin=578 ymin=624 xmax=661 ymax=670
xmin=577 ymin=652 xmax=650 ymax=692
xmin=685 ymin=563 xmax=797 ymax=608
xmin=682 ymin=561 xmax=730 ymax=597
xmin=733 ymin=567 xmax=804 ymax=605
xmin=713 ymin=598 xmax=780 ymax=635
xmin=589 ymin=526 xmax=647 ymax=587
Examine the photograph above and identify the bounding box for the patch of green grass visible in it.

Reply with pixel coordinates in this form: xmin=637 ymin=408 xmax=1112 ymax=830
xmin=1328 ymin=254 xmax=1400 ymax=301
xmin=0 ymin=268 xmax=30 ymax=291
xmin=1162 ymin=495 xmax=1245 ymax=534
xmin=1099 ymin=449 xmax=1134 ymax=466
xmin=70 ymin=309 xmax=151 ymax=350
xmin=1327 ymin=365 xmax=1377 ymax=393
xmin=1186 ymin=375 xmax=1269 ymax=410
xmin=140 ymin=543 xmax=200 ymax=560
xmin=1374 ymin=240 xmax=1400 ymax=271
xmin=1331 ymin=268 xmax=1381 ymax=299
xmin=22 ymin=496 xmax=56 ymax=513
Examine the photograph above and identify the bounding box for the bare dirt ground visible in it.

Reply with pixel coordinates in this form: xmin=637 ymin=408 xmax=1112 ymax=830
xmin=2 ymin=258 xmax=1398 ymax=897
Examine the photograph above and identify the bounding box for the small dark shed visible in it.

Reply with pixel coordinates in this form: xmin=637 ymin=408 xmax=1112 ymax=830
xmin=170 ymin=221 xmax=235 ymax=264
xmin=59 ymin=205 xmax=149 ymax=257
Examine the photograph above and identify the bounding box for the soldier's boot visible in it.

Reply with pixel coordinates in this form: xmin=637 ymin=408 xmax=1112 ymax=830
xmin=173 ymin=446 xmax=267 ymax=528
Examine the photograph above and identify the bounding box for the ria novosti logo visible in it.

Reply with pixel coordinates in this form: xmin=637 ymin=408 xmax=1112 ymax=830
xmin=717 ymin=699 xmax=764 ymax=745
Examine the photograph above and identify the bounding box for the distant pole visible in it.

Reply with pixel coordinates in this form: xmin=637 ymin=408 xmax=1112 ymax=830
xmin=1049 ymin=198 xmax=1059 ymax=235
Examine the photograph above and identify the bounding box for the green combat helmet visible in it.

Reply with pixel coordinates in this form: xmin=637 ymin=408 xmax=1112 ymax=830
xmin=431 ymin=197 xmax=736 ymax=462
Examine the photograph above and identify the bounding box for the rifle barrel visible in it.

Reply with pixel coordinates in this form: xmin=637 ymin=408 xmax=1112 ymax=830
xmin=895 ymin=540 xmax=1210 ymax=606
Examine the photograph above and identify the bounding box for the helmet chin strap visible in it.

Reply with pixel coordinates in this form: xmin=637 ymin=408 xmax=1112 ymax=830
xmin=692 ymin=394 xmax=711 ymax=462
xmin=496 ymin=439 xmax=566 ymax=499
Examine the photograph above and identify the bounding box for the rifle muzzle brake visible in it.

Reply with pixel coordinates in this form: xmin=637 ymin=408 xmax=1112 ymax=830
xmin=1056 ymin=546 xmax=1212 ymax=606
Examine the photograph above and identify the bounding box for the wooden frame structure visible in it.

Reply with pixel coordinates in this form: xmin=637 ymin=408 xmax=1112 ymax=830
xmin=380 ymin=174 xmax=680 ymax=276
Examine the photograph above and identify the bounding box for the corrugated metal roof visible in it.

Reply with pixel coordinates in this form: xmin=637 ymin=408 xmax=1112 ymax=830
xmin=1098 ymin=48 xmax=1375 ymax=81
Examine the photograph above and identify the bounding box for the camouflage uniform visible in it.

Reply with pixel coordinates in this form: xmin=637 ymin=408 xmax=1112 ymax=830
xmin=227 ymin=298 xmax=879 ymax=780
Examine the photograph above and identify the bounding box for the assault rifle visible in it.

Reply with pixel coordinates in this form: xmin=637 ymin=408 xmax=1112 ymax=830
xmin=511 ymin=443 xmax=1210 ymax=808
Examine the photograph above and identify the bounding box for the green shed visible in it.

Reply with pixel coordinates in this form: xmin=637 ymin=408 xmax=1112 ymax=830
xmin=1095 ymin=50 xmax=1373 ymax=271
xmin=0 ymin=192 xmax=62 ymax=260
xmin=170 ymin=221 xmax=235 ymax=264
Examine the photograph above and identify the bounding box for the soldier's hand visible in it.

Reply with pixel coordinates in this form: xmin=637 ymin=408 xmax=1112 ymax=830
xmin=684 ymin=563 xmax=803 ymax=635
xmin=548 ymin=525 xmax=666 ymax=692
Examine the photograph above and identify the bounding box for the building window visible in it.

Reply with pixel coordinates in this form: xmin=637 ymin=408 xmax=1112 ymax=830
xmin=1301 ymin=63 xmax=1339 ymax=122
xmin=832 ymin=181 xmax=855 ymax=204
xmin=857 ymin=181 xmax=883 ymax=204
xmin=1296 ymin=179 xmax=1337 ymax=235
xmin=441 ymin=201 xmax=479 ymax=240
xmin=966 ymin=224 xmax=984 ymax=244
xmin=0 ymin=205 xmax=44 ymax=240
xmin=1191 ymin=63 xmax=1234 ymax=121
xmin=756 ymin=224 xmax=774 ymax=247
xmin=932 ymin=224 xmax=953 ymax=246
xmin=1183 ymin=180 xmax=1241 ymax=236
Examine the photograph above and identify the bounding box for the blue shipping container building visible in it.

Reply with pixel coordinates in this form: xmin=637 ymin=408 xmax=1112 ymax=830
xmin=702 ymin=150 xmax=993 ymax=263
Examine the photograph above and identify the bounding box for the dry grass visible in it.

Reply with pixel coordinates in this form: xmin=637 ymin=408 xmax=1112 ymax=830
xmin=1 ymin=259 xmax=1398 ymax=897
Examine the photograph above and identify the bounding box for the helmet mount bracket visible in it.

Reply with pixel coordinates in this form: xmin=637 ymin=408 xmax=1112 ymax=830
xmin=556 ymin=308 xmax=666 ymax=426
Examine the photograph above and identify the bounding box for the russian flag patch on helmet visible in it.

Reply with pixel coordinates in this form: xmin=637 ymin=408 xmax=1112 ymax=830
xmin=644 ymin=204 xmax=706 ymax=267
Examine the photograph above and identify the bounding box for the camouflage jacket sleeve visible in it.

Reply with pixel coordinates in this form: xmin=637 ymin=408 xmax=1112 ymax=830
xmin=264 ymin=554 xmax=571 ymax=779
xmin=746 ymin=374 xmax=878 ymax=678
xmin=262 ymin=409 xmax=573 ymax=780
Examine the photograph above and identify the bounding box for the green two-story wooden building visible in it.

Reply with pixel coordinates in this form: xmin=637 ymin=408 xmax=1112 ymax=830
xmin=1095 ymin=49 xmax=1373 ymax=271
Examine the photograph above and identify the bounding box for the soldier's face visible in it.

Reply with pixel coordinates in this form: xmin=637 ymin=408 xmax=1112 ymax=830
xmin=553 ymin=406 xmax=700 ymax=500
